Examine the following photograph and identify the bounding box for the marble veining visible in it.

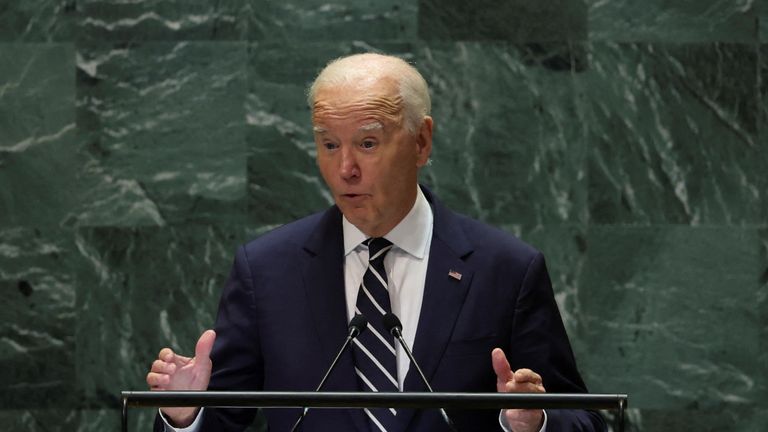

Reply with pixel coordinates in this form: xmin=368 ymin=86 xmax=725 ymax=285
xmin=0 ymin=1 xmax=766 ymax=430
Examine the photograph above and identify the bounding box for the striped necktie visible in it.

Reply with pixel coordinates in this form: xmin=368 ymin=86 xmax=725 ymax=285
xmin=352 ymin=237 xmax=398 ymax=432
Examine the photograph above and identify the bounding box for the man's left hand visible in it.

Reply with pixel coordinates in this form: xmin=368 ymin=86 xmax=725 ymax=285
xmin=492 ymin=348 xmax=546 ymax=432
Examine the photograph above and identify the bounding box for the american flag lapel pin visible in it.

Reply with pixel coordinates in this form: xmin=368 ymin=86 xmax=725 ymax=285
xmin=448 ymin=269 xmax=462 ymax=281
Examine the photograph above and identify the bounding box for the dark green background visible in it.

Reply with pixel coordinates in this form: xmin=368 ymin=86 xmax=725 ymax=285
xmin=1 ymin=1 xmax=766 ymax=431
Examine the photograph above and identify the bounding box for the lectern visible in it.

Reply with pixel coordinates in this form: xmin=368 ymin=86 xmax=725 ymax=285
xmin=121 ymin=391 xmax=627 ymax=431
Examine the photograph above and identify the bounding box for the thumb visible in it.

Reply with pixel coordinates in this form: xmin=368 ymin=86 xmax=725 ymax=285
xmin=491 ymin=348 xmax=514 ymax=389
xmin=194 ymin=329 xmax=216 ymax=361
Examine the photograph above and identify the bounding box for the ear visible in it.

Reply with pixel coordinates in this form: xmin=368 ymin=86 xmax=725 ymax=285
xmin=415 ymin=116 xmax=433 ymax=167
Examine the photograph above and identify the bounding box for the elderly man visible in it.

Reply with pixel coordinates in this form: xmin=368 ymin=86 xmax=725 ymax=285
xmin=147 ymin=53 xmax=605 ymax=432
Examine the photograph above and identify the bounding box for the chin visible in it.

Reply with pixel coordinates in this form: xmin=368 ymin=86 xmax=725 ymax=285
xmin=345 ymin=211 xmax=375 ymax=230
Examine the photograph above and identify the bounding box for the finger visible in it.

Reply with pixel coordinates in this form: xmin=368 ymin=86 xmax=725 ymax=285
xmin=146 ymin=372 xmax=170 ymax=389
xmin=151 ymin=359 xmax=176 ymax=374
xmin=513 ymin=368 xmax=543 ymax=385
xmin=158 ymin=347 xmax=175 ymax=362
xmin=159 ymin=347 xmax=191 ymax=363
xmin=159 ymin=347 xmax=192 ymax=368
xmin=491 ymin=348 xmax=514 ymax=387
xmin=195 ymin=329 xmax=217 ymax=361
xmin=505 ymin=380 xmax=546 ymax=393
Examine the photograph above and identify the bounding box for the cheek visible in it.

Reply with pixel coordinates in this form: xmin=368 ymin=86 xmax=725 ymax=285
xmin=316 ymin=161 xmax=337 ymax=188
xmin=386 ymin=157 xmax=417 ymax=184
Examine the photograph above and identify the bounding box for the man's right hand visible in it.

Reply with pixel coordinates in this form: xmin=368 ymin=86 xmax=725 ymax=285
xmin=146 ymin=330 xmax=216 ymax=427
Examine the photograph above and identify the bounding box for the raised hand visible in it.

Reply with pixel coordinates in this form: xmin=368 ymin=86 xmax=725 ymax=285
xmin=492 ymin=348 xmax=546 ymax=432
xmin=146 ymin=330 xmax=216 ymax=427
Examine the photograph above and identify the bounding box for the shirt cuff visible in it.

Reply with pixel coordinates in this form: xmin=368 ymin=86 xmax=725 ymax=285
xmin=498 ymin=409 xmax=548 ymax=432
xmin=159 ymin=408 xmax=204 ymax=432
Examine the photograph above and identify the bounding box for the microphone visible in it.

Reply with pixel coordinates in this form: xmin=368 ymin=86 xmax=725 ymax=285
xmin=289 ymin=314 xmax=368 ymax=432
xmin=383 ymin=313 xmax=458 ymax=432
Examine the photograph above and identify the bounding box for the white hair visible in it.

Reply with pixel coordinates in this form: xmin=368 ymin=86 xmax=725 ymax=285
xmin=307 ymin=53 xmax=431 ymax=133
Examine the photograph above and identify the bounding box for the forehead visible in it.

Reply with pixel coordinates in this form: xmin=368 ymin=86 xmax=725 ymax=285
xmin=311 ymin=80 xmax=403 ymax=128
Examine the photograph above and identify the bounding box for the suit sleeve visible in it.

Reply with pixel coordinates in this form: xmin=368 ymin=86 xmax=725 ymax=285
xmin=509 ymin=252 xmax=606 ymax=431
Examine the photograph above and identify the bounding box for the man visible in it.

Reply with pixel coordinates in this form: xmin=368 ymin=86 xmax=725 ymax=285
xmin=147 ymin=53 xmax=605 ymax=432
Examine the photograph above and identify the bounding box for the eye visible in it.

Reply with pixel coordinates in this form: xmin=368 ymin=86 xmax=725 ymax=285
xmin=323 ymin=141 xmax=339 ymax=150
xmin=360 ymin=139 xmax=377 ymax=149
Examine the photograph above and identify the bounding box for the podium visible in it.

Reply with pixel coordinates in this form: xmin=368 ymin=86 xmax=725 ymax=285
xmin=121 ymin=391 xmax=628 ymax=431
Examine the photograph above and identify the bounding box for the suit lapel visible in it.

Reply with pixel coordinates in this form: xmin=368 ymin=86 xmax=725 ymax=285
xmin=395 ymin=186 xmax=475 ymax=432
xmin=301 ymin=206 xmax=369 ymax=432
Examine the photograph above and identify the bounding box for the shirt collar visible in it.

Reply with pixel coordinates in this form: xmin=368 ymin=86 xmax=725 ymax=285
xmin=342 ymin=187 xmax=433 ymax=259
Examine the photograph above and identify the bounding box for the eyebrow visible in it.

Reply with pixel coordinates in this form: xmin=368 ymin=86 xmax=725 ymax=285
xmin=312 ymin=121 xmax=384 ymax=134
xmin=359 ymin=121 xmax=384 ymax=131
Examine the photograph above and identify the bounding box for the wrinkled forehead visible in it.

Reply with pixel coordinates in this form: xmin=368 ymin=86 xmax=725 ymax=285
xmin=311 ymin=79 xmax=404 ymax=127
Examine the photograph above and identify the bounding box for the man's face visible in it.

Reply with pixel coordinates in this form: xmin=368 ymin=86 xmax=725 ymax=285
xmin=312 ymin=80 xmax=432 ymax=237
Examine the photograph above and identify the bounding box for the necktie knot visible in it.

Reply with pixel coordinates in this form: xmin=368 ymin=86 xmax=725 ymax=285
xmin=367 ymin=237 xmax=393 ymax=262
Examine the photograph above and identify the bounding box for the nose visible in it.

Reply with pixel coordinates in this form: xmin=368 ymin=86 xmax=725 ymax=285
xmin=339 ymin=146 xmax=360 ymax=181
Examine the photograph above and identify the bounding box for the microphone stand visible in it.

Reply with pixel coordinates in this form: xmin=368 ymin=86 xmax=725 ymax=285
xmin=289 ymin=315 xmax=368 ymax=432
xmin=384 ymin=313 xmax=458 ymax=432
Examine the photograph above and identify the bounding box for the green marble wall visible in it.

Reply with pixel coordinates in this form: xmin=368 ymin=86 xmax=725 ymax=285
xmin=1 ymin=1 xmax=766 ymax=431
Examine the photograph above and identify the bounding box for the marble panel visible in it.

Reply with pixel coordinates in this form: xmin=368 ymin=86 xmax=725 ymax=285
xmin=415 ymin=43 xmax=588 ymax=228
xmin=249 ymin=0 xmax=417 ymax=41
xmin=578 ymin=226 xmax=763 ymax=410
xmin=761 ymin=44 xmax=768 ymax=140
xmin=74 ymin=42 xmax=247 ymax=226
xmin=0 ymin=228 xmax=77 ymax=408
xmin=418 ymin=0 xmax=586 ymax=42
xmin=0 ymin=0 xmax=77 ymax=42
xmin=0 ymin=43 xmax=80 ymax=227
xmin=759 ymin=228 xmax=768 ymax=405
xmin=617 ymin=406 xmax=768 ymax=432
xmin=762 ymin=3 xmax=768 ymax=41
xmin=73 ymin=224 xmax=249 ymax=408
xmin=588 ymin=0 xmax=757 ymax=43
xmin=77 ymin=0 xmax=249 ymax=42
xmin=582 ymin=43 xmax=765 ymax=225
xmin=0 ymin=409 xmax=82 ymax=431
xmin=80 ymin=409 xmax=156 ymax=432
xmin=77 ymin=0 xmax=418 ymax=43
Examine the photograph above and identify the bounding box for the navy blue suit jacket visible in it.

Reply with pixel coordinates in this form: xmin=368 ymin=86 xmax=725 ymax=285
xmin=155 ymin=186 xmax=605 ymax=431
